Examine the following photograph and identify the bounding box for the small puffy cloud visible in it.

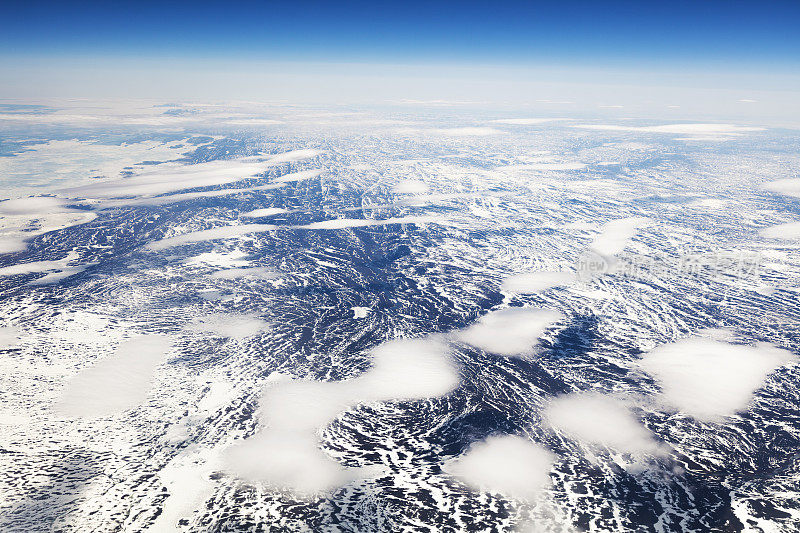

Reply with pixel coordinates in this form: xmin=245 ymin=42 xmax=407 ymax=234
xmin=0 ymin=325 xmax=22 ymax=348
xmin=55 ymin=334 xmax=174 ymax=418
xmin=298 ymin=215 xmax=441 ymax=230
xmin=392 ymin=180 xmax=429 ymax=195
xmin=272 ymin=169 xmax=323 ymax=183
xmin=208 ymin=266 xmax=279 ymax=280
xmin=241 ymin=208 xmax=288 ymax=218
xmin=224 ymin=430 xmax=371 ymax=494
xmin=589 ymin=217 xmax=649 ymax=258
xmin=760 ymin=221 xmax=800 ymax=240
xmin=443 ymin=434 xmax=554 ymax=501
xmin=224 ymin=337 xmax=458 ymax=495
xmin=640 ymin=338 xmax=794 ymax=421
xmin=355 ymin=337 xmax=460 ymax=401
xmin=542 ymin=393 xmax=663 ymax=457
xmin=265 ymin=149 xmax=319 ymax=164
xmin=764 ymin=178 xmax=800 ymax=199
xmin=455 ymin=307 xmax=564 ymax=357
xmin=501 ymin=271 xmax=577 ymax=294
xmin=146 ymin=224 xmax=277 ymax=251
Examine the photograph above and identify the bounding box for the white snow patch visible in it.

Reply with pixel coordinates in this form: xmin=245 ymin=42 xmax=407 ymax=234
xmin=352 ymin=307 xmax=370 ymax=318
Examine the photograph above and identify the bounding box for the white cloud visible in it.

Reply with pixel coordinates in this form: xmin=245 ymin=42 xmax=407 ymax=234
xmin=224 ymin=118 xmax=284 ymax=125
xmin=455 ymin=307 xmax=564 ymax=357
xmin=208 ymin=266 xmax=279 ymax=280
xmin=760 ymin=221 xmax=800 ymax=240
xmin=265 ymin=149 xmax=320 ymax=164
xmin=398 ymin=127 xmax=503 ymax=136
xmin=185 ymin=250 xmax=250 ymax=268
xmin=272 ymin=169 xmax=323 ymax=183
xmin=147 ymin=216 xmax=441 ymax=250
xmin=572 ymin=123 xmax=765 ymax=135
xmin=54 ymin=334 xmax=174 ymax=418
xmin=61 ymin=150 xmax=318 ymax=202
xmin=0 ymin=196 xmax=70 ymax=215
xmin=184 ymin=313 xmax=269 ymax=340
xmin=298 ymin=216 xmax=442 ymax=230
xmin=443 ymin=434 xmax=554 ymax=501
xmin=62 ymin=159 xmax=273 ymax=200
xmin=589 ymin=217 xmax=649 ymax=258
xmin=353 ymin=337 xmax=460 ymax=401
xmin=224 ymin=430 xmax=372 ymax=495
xmin=0 ymin=139 xmax=188 ymax=196
xmin=352 ymin=306 xmax=370 ymax=318
xmin=97 ymin=182 xmax=286 ymax=208
xmin=241 ymin=207 xmax=288 ymax=218
xmin=0 ymin=251 xmax=93 ymax=284
xmin=0 ymin=325 xmax=22 ymax=348
xmin=543 ymin=393 xmax=662 ymax=457
xmin=764 ymin=178 xmax=800 ymax=199
xmin=501 ymin=271 xmax=577 ymax=294
xmin=0 ymin=197 xmax=96 ymax=253
xmin=392 ymin=180 xmax=429 ymax=195
xmin=687 ymin=198 xmax=728 ymax=209
xmin=146 ymin=224 xmax=276 ymax=251
xmin=494 ymin=162 xmax=586 ymax=171
xmin=640 ymin=338 xmax=794 ymax=421
xmin=224 ymin=337 xmax=458 ymax=495
xmin=492 ymin=118 xmax=570 ymax=125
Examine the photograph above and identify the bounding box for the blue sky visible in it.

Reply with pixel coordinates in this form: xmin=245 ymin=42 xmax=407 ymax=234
xmin=1 ymin=0 xmax=798 ymax=111
xmin=2 ymin=0 xmax=799 ymax=68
